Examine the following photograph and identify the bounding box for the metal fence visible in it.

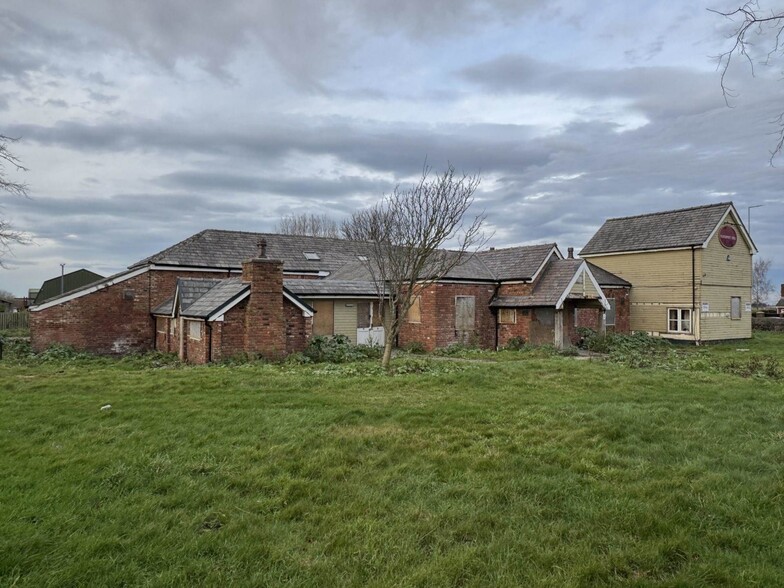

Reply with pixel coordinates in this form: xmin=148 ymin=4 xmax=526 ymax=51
xmin=0 ymin=312 xmax=29 ymax=331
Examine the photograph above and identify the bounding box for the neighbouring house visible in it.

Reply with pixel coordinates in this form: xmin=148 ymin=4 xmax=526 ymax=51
xmin=33 ymin=269 xmax=105 ymax=305
xmin=0 ymin=297 xmax=13 ymax=312
xmin=580 ymin=202 xmax=756 ymax=343
xmin=776 ymin=285 xmax=784 ymax=317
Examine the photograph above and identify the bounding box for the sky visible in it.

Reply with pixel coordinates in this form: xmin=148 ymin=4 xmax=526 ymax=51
xmin=0 ymin=0 xmax=782 ymax=300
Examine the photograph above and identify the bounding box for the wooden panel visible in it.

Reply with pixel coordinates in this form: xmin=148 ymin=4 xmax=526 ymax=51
xmin=333 ymin=301 xmax=358 ymax=344
xmin=455 ymin=296 xmax=475 ymax=330
xmin=407 ymin=296 xmax=421 ymax=323
xmin=310 ymin=300 xmax=334 ymax=336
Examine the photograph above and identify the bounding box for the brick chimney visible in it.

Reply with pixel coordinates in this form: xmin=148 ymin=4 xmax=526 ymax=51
xmin=781 ymin=283 xmax=784 ymax=298
xmin=242 ymin=239 xmax=286 ymax=359
xmin=567 ymin=247 xmax=574 ymax=259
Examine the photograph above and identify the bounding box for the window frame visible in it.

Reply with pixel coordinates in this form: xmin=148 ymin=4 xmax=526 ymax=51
xmin=187 ymin=319 xmax=202 ymax=341
xmin=667 ymin=307 xmax=692 ymax=333
xmin=407 ymin=295 xmax=422 ymax=324
xmin=498 ymin=308 xmax=517 ymax=325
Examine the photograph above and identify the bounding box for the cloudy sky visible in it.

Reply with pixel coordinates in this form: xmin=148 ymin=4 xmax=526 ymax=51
xmin=1 ymin=0 xmax=782 ymax=299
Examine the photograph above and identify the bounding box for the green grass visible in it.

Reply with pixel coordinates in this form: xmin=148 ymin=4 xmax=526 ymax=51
xmin=693 ymin=331 xmax=784 ymax=360
xmin=2 ymin=342 xmax=784 ymax=586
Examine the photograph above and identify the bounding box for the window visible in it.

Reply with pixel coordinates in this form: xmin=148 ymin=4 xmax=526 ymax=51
xmin=357 ymin=255 xmax=368 ymax=262
xmin=668 ymin=308 xmax=691 ymax=333
xmin=407 ymin=296 xmax=422 ymax=323
xmin=303 ymin=252 xmax=320 ymax=261
xmin=730 ymin=296 xmax=741 ymax=320
xmin=606 ymin=299 xmax=616 ymax=327
xmin=188 ymin=320 xmax=202 ymax=340
xmin=156 ymin=317 xmax=167 ymax=333
xmin=498 ymin=308 xmax=516 ymax=325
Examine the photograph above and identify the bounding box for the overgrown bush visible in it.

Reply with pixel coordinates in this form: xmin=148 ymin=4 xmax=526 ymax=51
xmin=402 ymin=341 xmax=426 ymax=354
xmin=303 ymin=335 xmax=381 ymax=364
xmin=504 ymin=336 xmax=526 ymax=351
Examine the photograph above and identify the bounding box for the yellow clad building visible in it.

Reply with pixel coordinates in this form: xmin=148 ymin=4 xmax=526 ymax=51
xmin=580 ymin=202 xmax=756 ymax=343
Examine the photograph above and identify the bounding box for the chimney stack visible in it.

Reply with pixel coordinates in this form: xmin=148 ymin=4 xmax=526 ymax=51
xmin=242 ymin=246 xmax=286 ymax=359
xmin=567 ymin=247 xmax=574 ymax=259
xmin=489 ymin=247 xmax=495 ymax=251
xmin=781 ymin=283 xmax=784 ymax=297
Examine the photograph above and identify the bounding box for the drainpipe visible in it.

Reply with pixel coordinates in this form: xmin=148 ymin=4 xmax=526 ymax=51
xmin=206 ymin=321 xmax=212 ymax=363
xmin=491 ymin=283 xmax=500 ymax=350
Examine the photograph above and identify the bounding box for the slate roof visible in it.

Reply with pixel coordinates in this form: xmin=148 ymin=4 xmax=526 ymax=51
xmin=177 ymin=278 xmax=223 ymax=311
xmin=181 ymin=278 xmax=249 ymax=318
xmin=152 ymin=298 xmax=174 ymax=316
xmin=580 ymin=202 xmax=735 ymax=256
xmin=586 ymin=262 xmax=631 ymax=287
xmin=476 ymin=243 xmax=558 ymax=281
xmin=776 ymin=298 xmax=784 ymax=308
xmin=132 ymin=230 xmax=374 ymax=273
xmin=491 ymin=259 xmax=604 ymax=308
xmin=34 ymin=269 xmax=105 ymax=304
xmin=284 ymin=279 xmax=383 ymax=297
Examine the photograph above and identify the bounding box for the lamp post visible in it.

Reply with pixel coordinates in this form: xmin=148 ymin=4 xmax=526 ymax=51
xmin=60 ymin=263 xmax=65 ymax=295
xmin=747 ymin=204 xmax=764 ymax=235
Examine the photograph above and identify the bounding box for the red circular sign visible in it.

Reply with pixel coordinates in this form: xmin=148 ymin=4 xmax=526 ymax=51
xmin=719 ymin=225 xmax=737 ymax=248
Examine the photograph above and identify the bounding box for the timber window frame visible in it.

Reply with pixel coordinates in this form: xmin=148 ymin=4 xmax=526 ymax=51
xmin=187 ymin=319 xmax=202 ymax=341
xmin=407 ymin=296 xmax=422 ymax=323
xmin=667 ymin=308 xmax=692 ymax=333
xmin=498 ymin=308 xmax=516 ymax=325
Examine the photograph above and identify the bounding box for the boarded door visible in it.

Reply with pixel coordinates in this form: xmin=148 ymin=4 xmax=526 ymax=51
xmin=312 ymin=300 xmax=334 ymax=335
xmin=455 ymin=296 xmax=476 ymax=344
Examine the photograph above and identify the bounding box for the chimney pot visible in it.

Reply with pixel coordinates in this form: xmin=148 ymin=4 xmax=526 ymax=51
xmin=489 ymin=247 xmax=495 ymax=251
xmin=257 ymin=238 xmax=267 ymax=258
xmin=567 ymin=247 xmax=574 ymax=259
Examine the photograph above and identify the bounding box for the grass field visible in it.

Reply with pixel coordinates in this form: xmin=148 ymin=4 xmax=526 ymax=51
xmin=2 ymin=335 xmax=784 ymax=586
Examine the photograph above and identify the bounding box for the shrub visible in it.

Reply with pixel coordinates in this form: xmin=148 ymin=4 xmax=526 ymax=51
xmin=720 ymin=355 xmax=782 ymax=379
xmin=504 ymin=336 xmax=526 ymax=351
xmin=402 ymin=341 xmax=426 ymax=354
xmin=303 ymin=335 xmax=378 ymax=364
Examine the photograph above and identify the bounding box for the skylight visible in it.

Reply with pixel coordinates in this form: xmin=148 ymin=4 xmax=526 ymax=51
xmin=303 ymin=252 xmax=320 ymax=261
xmin=357 ymin=255 xmax=368 ymax=261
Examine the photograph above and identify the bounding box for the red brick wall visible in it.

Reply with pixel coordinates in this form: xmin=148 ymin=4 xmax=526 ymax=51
xmin=497 ymin=308 xmax=532 ymax=347
xmin=398 ymin=282 xmax=496 ymax=351
xmin=183 ymin=319 xmax=209 ymax=364
xmin=212 ymin=300 xmax=248 ymax=361
xmin=575 ymin=287 xmax=631 ymax=334
xmin=30 ymin=268 xmax=233 ymax=354
xmin=284 ymin=300 xmax=312 ymax=354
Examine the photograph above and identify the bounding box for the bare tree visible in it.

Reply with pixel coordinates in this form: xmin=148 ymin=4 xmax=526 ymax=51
xmin=275 ymin=212 xmax=341 ymax=238
xmin=753 ymin=256 xmax=774 ymax=305
xmin=344 ymin=163 xmax=487 ymax=370
xmin=0 ymin=134 xmax=30 ymax=264
xmin=711 ymin=2 xmax=784 ymax=163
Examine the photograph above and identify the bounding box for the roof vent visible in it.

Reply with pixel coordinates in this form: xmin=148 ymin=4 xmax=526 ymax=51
xmin=303 ymin=252 xmax=320 ymax=261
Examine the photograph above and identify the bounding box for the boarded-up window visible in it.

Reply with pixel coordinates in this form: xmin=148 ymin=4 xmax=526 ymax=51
xmin=372 ymin=301 xmax=384 ymax=327
xmin=407 ymin=296 xmax=422 ymax=323
xmin=311 ymin=300 xmax=334 ymax=335
xmin=455 ymin=296 xmax=475 ymax=331
xmin=606 ymin=299 xmax=616 ymax=326
xmin=730 ymin=296 xmax=741 ymax=320
xmin=156 ymin=317 xmax=167 ymax=333
xmin=498 ymin=308 xmax=516 ymax=325
xmin=188 ymin=320 xmax=202 ymax=340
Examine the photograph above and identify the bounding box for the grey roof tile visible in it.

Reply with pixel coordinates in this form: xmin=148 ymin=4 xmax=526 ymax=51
xmin=580 ymin=202 xmax=733 ymax=256
xmin=585 ymin=262 xmax=631 ymax=287
xmin=284 ymin=279 xmax=384 ymax=297
xmin=476 ymin=243 xmax=558 ymax=280
xmin=177 ymin=278 xmax=223 ymax=312
xmin=132 ymin=230 xmax=375 ymax=273
xmin=491 ymin=259 xmax=605 ymax=307
xmin=152 ymin=297 xmax=174 ymax=316
xmin=776 ymin=298 xmax=784 ymax=307
xmin=181 ymin=278 xmax=249 ymax=318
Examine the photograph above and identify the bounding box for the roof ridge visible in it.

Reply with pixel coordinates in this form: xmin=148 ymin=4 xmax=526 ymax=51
xmin=201 ymin=229 xmax=374 ymax=246
xmin=604 ymin=202 xmax=732 ymax=223
xmin=478 ymin=242 xmax=556 ymax=254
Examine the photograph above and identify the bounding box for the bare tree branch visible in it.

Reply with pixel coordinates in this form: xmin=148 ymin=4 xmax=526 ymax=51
xmin=275 ymin=212 xmax=342 ymax=238
xmin=0 ymin=134 xmax=31 ymax=266
xmin=344 ymin=162 xmax=488 ymax=370
xmin=752 ymin=256 xmax=774 ymax=305
xmin=710 ymin=2 xmax=784 ymax=163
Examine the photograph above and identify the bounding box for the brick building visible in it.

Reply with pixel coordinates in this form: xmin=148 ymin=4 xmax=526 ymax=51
xmin=29 ymin=229 xmax=630 ymax=362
